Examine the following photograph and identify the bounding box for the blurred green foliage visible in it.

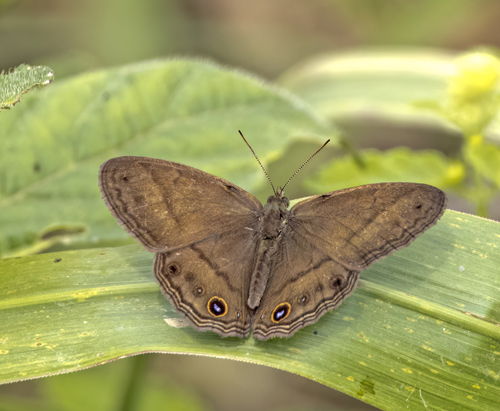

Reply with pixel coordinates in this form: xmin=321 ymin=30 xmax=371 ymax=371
xmin=0 ymin=356 xmax=205 ymax=411
xmin=418 ymin=50 xmax=500 ymax=216
xmin=0 ymin=0 xmax=497 ymax=79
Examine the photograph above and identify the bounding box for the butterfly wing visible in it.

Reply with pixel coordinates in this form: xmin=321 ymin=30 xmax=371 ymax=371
xmin=99 ymin=156 xmax=263 ymax=338
xmin=99 ymin=156 xmax=263 ymax=252
xmin=252 ymin=183 xmax=446 ymax=340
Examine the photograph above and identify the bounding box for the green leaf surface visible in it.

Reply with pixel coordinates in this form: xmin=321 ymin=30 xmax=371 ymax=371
xmin=277 ymin=49 xmax=500 ymax=141
xmin=306 ymin=147 xmax=464 ymax=194
xmin=1 ymin=210 xmax=499 ymax=411
xmin=0 ymin=64 xmax=54 ymax=110
xmin=0 ymin=58 xmax=334 ymax=257
xmin=278 ymin=49 xmax=452 ymax=120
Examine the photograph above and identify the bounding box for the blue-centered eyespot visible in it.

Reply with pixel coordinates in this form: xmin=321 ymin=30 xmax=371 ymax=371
xmin=207 ymin=296 xmax=227 ymax=317
xmin=271 ymin=302 xmax=291 ymax=323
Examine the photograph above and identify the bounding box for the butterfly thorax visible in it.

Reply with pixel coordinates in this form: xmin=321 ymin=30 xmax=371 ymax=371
xmin=260 ymin=193 xmax=290 ymax=237
xmin=247 ymin=192 xmax=290 ymax=310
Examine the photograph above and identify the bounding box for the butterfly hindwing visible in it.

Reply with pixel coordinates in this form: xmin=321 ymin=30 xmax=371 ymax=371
xmin=154 ymin=227 xmax=259 ymax=338
xmin=252 ymin=229 xmax=360 ymax=340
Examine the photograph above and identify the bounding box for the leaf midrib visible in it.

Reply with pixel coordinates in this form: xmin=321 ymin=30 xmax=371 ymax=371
xmin=0 ymin=282 xmax=157 ymax=311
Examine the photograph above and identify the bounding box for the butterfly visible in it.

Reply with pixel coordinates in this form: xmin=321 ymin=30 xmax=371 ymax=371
xmin=99 ymin=132 xmax=447 ymax=340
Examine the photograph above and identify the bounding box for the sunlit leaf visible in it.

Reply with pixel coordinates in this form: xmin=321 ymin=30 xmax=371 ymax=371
xmin=305 ymin=147 xmax=463 ymax=194
xmin=277 ymin=49 xmax=500 ymax=142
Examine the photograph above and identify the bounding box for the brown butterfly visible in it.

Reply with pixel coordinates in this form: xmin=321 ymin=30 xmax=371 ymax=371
xmin=99 ymin=132 xmax=447 ymax=340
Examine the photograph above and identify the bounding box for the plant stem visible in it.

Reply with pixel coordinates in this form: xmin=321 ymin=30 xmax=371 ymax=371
xmin=117 ymin=354 xmax=150 ymax=411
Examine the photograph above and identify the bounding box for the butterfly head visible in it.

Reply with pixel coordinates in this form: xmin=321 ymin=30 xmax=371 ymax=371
xmin=266 ymin=190 xmax=290 ymax=213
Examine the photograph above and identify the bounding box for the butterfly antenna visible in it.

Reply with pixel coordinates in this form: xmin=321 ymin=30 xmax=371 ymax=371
xmin=239 ymin=130 xmax=276 ymax=194
xmin=280 ymin=139 xmax=330 ymax=195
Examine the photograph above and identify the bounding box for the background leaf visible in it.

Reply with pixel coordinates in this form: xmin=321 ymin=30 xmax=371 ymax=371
xmin=0 ymin=58 xmax=335 ymax=257
xmin=277 ymin=49 xmax=500 ymax=144
xmin=306 ymin=147 xmax=464 ymax=194
xmin=1 ymin=210 xmax=499 ymax=410
xmin=278 ymin=49 xmax=454 ymax=124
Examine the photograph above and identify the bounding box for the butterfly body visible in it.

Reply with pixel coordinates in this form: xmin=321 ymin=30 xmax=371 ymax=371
xmin=99 ymin=156 xmax=447 ymax=340
xmin=247 ymin=193 xmax=289 ymax=310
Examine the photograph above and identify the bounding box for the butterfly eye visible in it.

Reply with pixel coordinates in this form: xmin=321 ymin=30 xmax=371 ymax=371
xmin=207 ymin=296 xmax=227 ymax=317
xmin=271 ymin=302 xmax=291 ymax=323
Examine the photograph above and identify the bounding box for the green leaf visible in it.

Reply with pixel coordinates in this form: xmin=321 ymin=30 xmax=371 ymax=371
xmin=0 ymin=64 xmax=54 ymax=110
xmin=0 ymin=58 xmax=335 ymax=257
xmin=277 ymin=48 xmax=500 ymax=143
xmin=1 ymin=210 xmax=499 ymax=411
xmin=278 ymin=49 xmax=454 ymax=126
xmin=305 ymin=147 xmax=464 ymax=194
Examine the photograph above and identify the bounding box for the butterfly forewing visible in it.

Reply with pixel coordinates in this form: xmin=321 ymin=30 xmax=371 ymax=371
xmin=289 ymin=183 xmax=447 ymax=269
xmin=99 ymin=156 xmax=263 ymax=251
